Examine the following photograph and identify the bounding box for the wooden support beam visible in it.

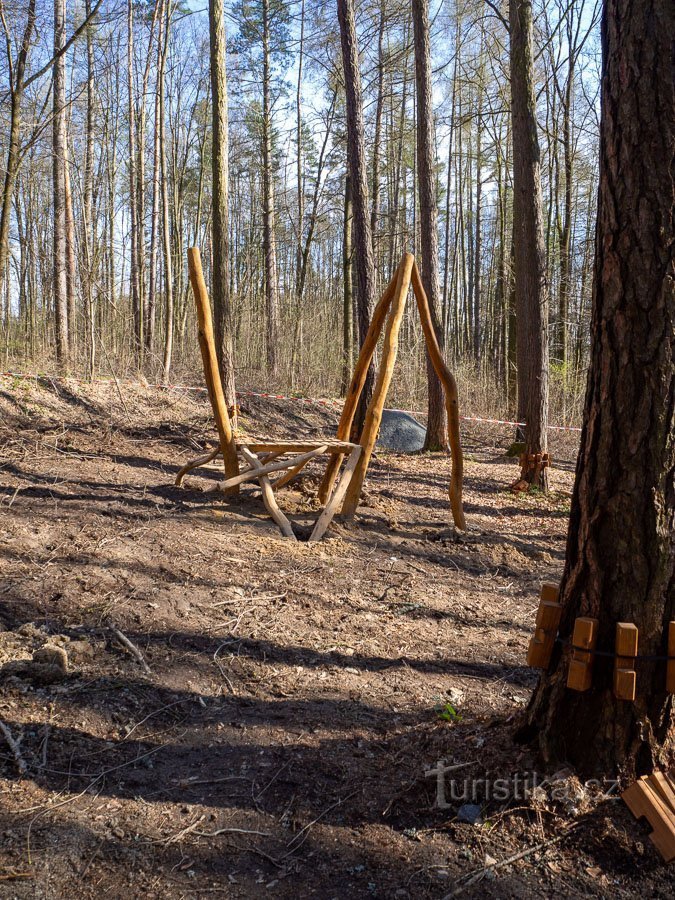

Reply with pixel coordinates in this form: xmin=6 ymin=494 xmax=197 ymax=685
xmin=243 ymin=440 xmax=356 ymax=454
xmin=614 ymin=622 xmax=638 ymax=701
xmin=272 ymin=454 xmax=316 ymax=490
xmin=187 ymin=248 xmax=239 ymax=490
xmin=211 ymin=445 xmax=329 ymax=492
xmin=317 ymin=261 xmax=402 ymax=504
xmin=175 ymin=446 xmax=222 ymax=486
xmin=240 ymin=448 xmax=297 ymax=541
xmin=309 ymin=445 xmax=362 ymax=542
xmin=667 ymin=621 xmax=675 ymax=693
xmin=341 ymin=253 xmax=414 ymax=518
xmin=566 ymin=617 xmax=598 ymax=692
xmin=410 ymin=259 xmax=465 ymax=530
xmin=526 ymin=583 xmax=562 ymax=668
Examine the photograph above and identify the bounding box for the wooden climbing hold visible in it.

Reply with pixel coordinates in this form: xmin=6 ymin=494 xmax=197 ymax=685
xmin=527 ymin=583 xmax=562 ymax=668
xmin=614 ymin=623 xmax=638 ymax=701
xmin=622 ymin=772 xmax=675 ymax=863
xmin=566 ymin=617 xmax=599 ymax=692
xmin=667 ymin=622 xmax=675 ymax=694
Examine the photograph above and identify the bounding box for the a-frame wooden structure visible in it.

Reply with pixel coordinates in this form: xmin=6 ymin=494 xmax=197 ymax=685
xmin=175 ymin=248 xmax=465 ymax=540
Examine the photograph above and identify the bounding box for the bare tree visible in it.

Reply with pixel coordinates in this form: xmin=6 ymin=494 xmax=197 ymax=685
xmin=337 ymin=0 xmax=377 ymax=435
xmin=209 ymin=0 xmax=237 ymax=414
xmin=509 ymin=0 xmax=549 ymax=489
xmin=412 ymin=0 xmax=448 ymax=450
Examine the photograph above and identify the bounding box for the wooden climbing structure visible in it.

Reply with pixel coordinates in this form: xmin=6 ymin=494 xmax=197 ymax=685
xmin=176 ymin=247 xmax=465 ymax=541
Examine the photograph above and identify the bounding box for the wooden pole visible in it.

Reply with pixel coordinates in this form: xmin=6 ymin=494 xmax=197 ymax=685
xmin=187 ymin=247 xmax=239 ymax=488
xmin=411 ymin=259 xmax=465 ymax=529
xmin=341 ymin=252 xmax=414 ymax=517
xmin=240 ymin=448 xmax=297 ymax=541
xmin=317 ymin=259 xmax=402 ymax=503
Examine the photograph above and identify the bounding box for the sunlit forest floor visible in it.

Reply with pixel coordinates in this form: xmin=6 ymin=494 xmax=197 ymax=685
xmin=0 ymin=377 xmax=671 ymax=898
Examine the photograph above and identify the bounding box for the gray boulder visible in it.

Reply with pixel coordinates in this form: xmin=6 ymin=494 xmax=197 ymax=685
xmin=376 ymin=408 xmax=426 ymax=453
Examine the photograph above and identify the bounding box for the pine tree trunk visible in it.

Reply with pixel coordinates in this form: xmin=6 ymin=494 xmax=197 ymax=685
xmin=412 ymin=0 xmax=448 ymax=451
xmin=209 ymin=0 xmax=237 ymax=415
xmin=262 ymin=0 xmax=280 ymax=377
xmin=509 ymin=0 xmax=549 ymax=489
xmin=341 ymin=174 xmax=354 ymax=395
xmin=337 ymin=0 xmax=376 ymax=438
xmin=127 ymin=0 xmax=141 ymax=358
xmin=523 ymin=0 xmax=674 ymax=777
xmin=53 ymin=0 xmax=69 ymax=367
xmin=159 ymin=0 xmax=173 ymax=381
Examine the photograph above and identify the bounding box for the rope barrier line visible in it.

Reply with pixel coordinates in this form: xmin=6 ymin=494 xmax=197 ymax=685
xmin=0 ymin=369 xmax=583 ymax=433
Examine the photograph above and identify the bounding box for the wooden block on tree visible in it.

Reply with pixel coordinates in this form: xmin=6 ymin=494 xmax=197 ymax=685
xmin=614 ymin=623 xmax=638 ymax=701
xmin=540 ymin=583 xmax=560 ymax=604
xmin=648 ymin=772 xmax=675 ymax=816
xmin=567 ymin=617 xmax=598 ymax=692
xmin=667 ymin=622 xmax=675 ymax=693
xmin=622 ymin=777 xmax=675 ymax=863
xmin=526 ymin=585 xmax=562 ymax=669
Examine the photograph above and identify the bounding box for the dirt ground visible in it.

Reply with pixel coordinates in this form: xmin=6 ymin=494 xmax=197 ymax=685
xmin=0 ymin=374 xmax=672 ymax=898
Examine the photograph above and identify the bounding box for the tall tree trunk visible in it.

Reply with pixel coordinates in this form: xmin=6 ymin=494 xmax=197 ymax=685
xmin=209 ymin=0 xmax=237 ymax=416
xmin=53 ymin=0 xmax=69 ymax=366
xmin=412 ymin=0 xmax=448 ymax=451
xmin=524 ymin=0 xmax=674 ymax=777
xmin=64 ymin=137 xmax=77 ymax=356
xmin=82 ymin=0 xmax=96 ymax=376
xmin=261 ymin=0 xmax=280 ymax=376
xmin=159 ymin=0 xmax=173 ymax=381
xmin=370 ymin=0 xmax=385 ymax=280
xmin=337 ymin=0 xmax=377 ymax=437
xmin=341 ymin=174 xmax=354 ymax=395
xmin=509 ymin=0 xmax=549 ymax=489
xmin=148 ymin=27 xmax=162 ymax=357
xmin=127 ymin=0 xmax=142 ymax=358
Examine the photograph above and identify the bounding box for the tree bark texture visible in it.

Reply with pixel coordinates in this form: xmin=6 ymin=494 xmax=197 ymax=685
xmin=412 ymin=0 xmax=448 ymax=451
xmin=209 ymin=0 xmax=237 ymax=415
xmin=509 ymin=0 xmax=550 ymax=488
xmin=337 ymin=0 xmax=376 ymax=438
xmin=525 ymin=0 xmax=674 ymax=777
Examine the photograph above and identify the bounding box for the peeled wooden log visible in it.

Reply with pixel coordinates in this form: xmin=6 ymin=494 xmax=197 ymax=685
xmin=318 ymin=260 xmax=403 ymax=503
xmin=187 ymin=248 xmax=239 ymax=490
xmin=411 ymin=259 xmax=465 ymax=530
xmin=342 ymin=253 xmax=414 ymax=517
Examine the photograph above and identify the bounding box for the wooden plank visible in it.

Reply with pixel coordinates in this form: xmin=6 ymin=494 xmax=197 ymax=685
xmin=309 ymin=446 xmax=362 ymax=542
xmin=411 ymin=259 xmax=465 ymax=530
xmin=342 ymin=253 xmax=414 ymax=517
xmin=622 ymin=778 xmax=675 ymax=863
xmin=567 ymin=617 xmax=598 ymax=692
xmin=317 ymin=261 xmax=403 ymax=504
xmin=667 ymin=621 xmax=675 ymax=693
xmin=648 ymin=772 xmax=675 ymax=816
xmin=187 ymin=248 xmax=239 ymax=489
xmin=614 ymin=622 xmax=638 ymax=701
xmin=212 ymin=446 xmax=329 ymax=492
xmin=240 ymin=448 xmax=297 ymax=541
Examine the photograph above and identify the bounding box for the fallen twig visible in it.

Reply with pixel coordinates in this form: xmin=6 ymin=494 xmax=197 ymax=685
xmin=195 ymin=828 xmax=272 ymax=837
xmin=442 ymin=824 xmax=579 ymax=897
xmin=283 ymin=790 xmax=358 ymax=857
xmin=108 ymin=624 xmax=151 ymax=675
xmin=0 ymin=719 xmax=27 ymax=775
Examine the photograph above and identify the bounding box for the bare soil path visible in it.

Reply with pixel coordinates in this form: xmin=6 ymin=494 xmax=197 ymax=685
xmin=0 ymin=377 xmax=670 ymax=898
